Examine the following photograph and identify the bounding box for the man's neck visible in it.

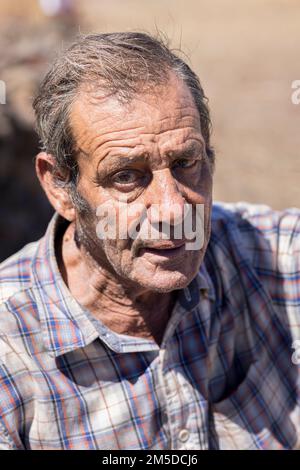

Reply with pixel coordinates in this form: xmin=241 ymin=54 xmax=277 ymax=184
xmin=55 ymin=220 xmax=177 ymax=345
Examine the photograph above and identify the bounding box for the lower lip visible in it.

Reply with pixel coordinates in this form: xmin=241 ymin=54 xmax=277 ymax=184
xmin=140 ymin=244 xmax=186 ymax=260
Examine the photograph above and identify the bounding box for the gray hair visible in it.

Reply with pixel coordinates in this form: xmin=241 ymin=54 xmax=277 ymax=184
xmin=33 ymin=32 xmax=214 ymax=205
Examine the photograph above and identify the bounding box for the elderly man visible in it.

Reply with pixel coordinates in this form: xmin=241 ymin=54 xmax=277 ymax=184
xmin=0 ymin=32 xmax=299 ymax=450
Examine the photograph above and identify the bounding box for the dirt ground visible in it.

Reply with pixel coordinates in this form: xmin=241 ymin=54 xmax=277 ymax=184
xmin=0 ymin=0 xmax=299 ymax=213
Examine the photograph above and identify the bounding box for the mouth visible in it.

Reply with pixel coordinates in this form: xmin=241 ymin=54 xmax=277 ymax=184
xmin=139 ymin=242 xmax=186 ymax=259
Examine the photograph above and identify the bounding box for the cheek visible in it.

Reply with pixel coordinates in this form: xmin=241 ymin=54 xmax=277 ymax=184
xmin=195 ymin=165 xmax=213 ymax=199
xmin=102 ymin=202 xmax=145 ymax=250
xmin=102 ymin=239 xmax=137 ymax=279
xmin=100 ymin=223 xmax=134 ymax=262
xmin=177 ymin=166 xmax=213 ymax=205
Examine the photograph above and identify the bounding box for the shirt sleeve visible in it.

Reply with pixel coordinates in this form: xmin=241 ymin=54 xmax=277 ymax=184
xmin=211 ymin=202 xmax=300 ymax=449
xmin=214 ymin=201 xmax=300 ymax=336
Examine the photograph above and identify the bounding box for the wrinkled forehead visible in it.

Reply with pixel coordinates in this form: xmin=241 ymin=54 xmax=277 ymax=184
xmin=69 ymin=74 xmax=201 ymax=147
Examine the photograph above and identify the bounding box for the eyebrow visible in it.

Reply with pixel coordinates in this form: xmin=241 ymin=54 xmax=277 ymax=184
xmin=165 ymin=142 xmax=204 ymax=160
xmin=96 ymin=141 xmax=204 ymax=170
xmin=97 ymin=154 xmax=149 ymax=173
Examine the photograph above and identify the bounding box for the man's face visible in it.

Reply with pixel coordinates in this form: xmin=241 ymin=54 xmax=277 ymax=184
xmin=69 ymin=75 xmax=213 ymax=293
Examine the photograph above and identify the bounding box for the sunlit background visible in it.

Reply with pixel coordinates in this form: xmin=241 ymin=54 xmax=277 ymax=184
xmin=0 ymin=0 xmax=299 ymax=261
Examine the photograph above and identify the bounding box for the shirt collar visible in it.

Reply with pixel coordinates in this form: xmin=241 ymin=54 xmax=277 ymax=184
xmin=31 ymin=211 xmax=214 ymax=357
xmin=31 ymin=212 xmax=100 ymax=357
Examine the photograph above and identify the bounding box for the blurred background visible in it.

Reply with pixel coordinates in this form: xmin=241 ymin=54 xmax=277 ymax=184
xmin=0 ymin=0 xmax=299 ymax=261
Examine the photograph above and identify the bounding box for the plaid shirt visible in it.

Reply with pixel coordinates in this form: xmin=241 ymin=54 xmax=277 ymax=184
xmin=0 ymin=202 xmax=299 ymax=450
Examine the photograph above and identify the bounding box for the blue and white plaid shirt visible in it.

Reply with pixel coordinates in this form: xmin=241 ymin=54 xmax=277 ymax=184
xmin=0 ymin=202 xmax=299 ymax=450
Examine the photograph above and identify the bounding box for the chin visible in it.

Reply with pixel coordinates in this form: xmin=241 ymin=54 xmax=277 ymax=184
xmin=131 ymin=268 xmax=196 ymax=293
xmin=109 ymin=249 xmax=203 ymax=293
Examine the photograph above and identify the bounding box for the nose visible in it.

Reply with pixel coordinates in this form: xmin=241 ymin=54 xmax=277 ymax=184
xmin=146 ymin=168 xmax=186 ymax=226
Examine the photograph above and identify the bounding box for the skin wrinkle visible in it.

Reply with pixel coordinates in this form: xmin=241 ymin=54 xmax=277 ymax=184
xmin=92 ymin=134 xmax=205 ymax=184
xmin=96 ymin=140 xmax=204 ymax=168
xmin=73 ymin=85 xmax=202 ymax=160
xmin=45 ymin=74 xmax=213 ymax=345
xmin=91 ymin=146 xmax=204 ymax=189
xmin=76 ymin=127 xmax=204 ymax=173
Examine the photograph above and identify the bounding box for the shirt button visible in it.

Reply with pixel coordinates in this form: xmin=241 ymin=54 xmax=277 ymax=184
xmin=178 ymin=429 xmax=190 ymax=442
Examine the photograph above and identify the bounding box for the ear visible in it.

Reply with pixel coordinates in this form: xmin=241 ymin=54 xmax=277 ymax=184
xmin=35 ymin=152 xmax=75 ymax=222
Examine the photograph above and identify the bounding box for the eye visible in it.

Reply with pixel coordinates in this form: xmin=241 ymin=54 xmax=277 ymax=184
xmin=172 ymin=158 xmax=198 ymax=169
xmin=108 ymin=169 xmax=149 ymax=195
xmin=112 ymin=170 xmax=139 ymax=184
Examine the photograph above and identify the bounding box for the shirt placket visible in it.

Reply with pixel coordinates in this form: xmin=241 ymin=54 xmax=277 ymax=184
xmin=159 ymin=345 xmax=209 ymax=450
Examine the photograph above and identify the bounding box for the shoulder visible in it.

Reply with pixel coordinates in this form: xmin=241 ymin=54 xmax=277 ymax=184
xmin=212 ymin=200 xmax=300 ymax=233
xmin=0 ymin=241 xmax=43 ymax=355
xmin=0 ymin=240 xmax=39 ymax=304
xmin=0 ymin=242 xmax=46 ymax=449
xmin=209 ymin=202 xmax=300 ymax=320
xmin=211 ymin=201 xmax=300 ymax=259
